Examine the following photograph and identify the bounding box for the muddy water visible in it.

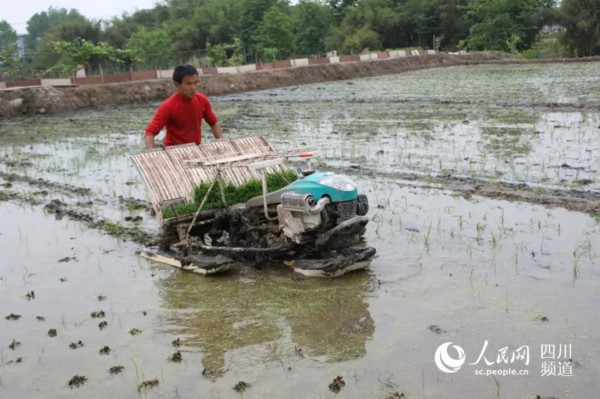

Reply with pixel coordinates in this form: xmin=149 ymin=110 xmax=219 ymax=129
xmin=1 ymin=63 xmax=599 ymax=398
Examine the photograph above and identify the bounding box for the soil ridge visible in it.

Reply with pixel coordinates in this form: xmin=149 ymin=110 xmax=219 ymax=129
xmin=1 ymin=53 xmax=496 ymax=118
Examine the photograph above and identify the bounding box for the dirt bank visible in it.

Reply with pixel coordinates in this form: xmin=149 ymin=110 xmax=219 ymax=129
xmin=0 ymin=53 xmax=500 ymax=118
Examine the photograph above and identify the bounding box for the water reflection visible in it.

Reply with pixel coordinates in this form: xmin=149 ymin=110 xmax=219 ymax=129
xmin=157 ymin=267 xmax=375 ymax=376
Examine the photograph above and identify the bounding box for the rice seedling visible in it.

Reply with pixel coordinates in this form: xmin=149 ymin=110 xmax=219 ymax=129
xmin=423 ymin=222 xmax=432 ymax=250
xmin=572 ymin=248 xmax=581 ymax=281
xmin=476 ymin=223 xmax=485 ymax=244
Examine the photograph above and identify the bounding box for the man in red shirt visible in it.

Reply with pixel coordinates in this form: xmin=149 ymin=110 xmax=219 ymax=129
xmin=145 ymin=65 xmax=223 ymax=148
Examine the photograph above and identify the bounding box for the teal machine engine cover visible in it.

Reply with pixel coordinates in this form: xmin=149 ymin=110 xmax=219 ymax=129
xmin=284 ymin=172 xmax=358 ymax=202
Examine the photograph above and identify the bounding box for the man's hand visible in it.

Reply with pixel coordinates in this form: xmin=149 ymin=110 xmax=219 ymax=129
xmin=211 ymin=122 xmax=223 ymax=140
xmin=145 ymin=135 xmax=155 ymax=149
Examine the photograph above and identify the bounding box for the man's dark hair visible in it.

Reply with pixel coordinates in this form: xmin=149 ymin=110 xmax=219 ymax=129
xmin=173 ymin=65 xmax=198 ymax=83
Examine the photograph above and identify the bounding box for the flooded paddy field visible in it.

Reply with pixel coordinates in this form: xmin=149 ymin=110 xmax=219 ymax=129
xmin=1 ymin=62 xmax=599 ymax=398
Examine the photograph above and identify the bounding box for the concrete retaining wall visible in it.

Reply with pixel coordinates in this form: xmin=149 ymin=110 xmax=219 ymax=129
xmin=237 ymin=64 xmax=257 ymax=73
xmin=216 ymin=66 xmax=238 ymax=74
xmin=157 ymin=69 xmax=174 ymax=79
xmin=293 ymin=58 xmax=309 ymax=67
xmin=41 ymin=78 xmax=72 ymax=86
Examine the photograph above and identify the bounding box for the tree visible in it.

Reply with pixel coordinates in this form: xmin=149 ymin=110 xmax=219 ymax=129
xmin=0 ymin=20 xmax=19 ymax=78
xmin=206 ymin=38 xmax=245 ymax=66
xmin=293 ymin=0 xmax=335 ymax=56
xmin=126 ymin=26 xmax=172 ymax=69
xmin=239 ymin=0 xmax=284 ymax=58
xmin=326 ymin=0 xmax=400 ymax=52
xmin=343 ymin=25 xmax=381 ymax=53
xmin=436 ymin=0 xmax=472 ymax=50
xmin=0 ymin=20 xmax=17 ymax=60
xmin=31 ymin=19 xmax=101 ymax=73
xmin=57 ymin=20 xmax=101 ymax=43
xmin=328 ymin=0 xmax=358 ymax=22
xmin=255 ymin=5 xmax=295 ymax=59
xmin=466 ymin=0 xmax=555 ymax=52
xmin=560 ymin=0 xmax=600 ymax=56
xmin=25 ymin=7 xmax=88 ymax=52
xmin=103 ymin=5 xmax=172 ymax=49
xmin=163 ymin=0 xmax=240 ymax=63
xmin=24 ymin=8 xmax=100 ymax=73
xmin=51 ymin=38 xmax=136 ymax=77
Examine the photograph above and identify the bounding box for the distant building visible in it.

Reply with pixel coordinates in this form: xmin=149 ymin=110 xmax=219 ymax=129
xmin=541 ymin=25 xmax=562 ymax=33
xmin=16 ymin=34 xmax=26 ymax=58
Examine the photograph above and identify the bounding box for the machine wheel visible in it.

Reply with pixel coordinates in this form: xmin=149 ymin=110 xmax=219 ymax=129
xmin=356 ymin=194 xmax=369 ymax=216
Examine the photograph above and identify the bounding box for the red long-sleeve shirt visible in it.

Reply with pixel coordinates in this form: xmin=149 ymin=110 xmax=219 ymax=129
xmin=145 ymin=92 xmax=218 ymax=147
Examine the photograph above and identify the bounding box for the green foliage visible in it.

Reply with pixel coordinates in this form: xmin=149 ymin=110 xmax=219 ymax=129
xmin=25 ymin=7 xmax=88 ymax=49
xmin=52 ymin=38 xmax=137 ymax=77
xmin=0 ymin=20 xmax=19 ymax=78
xmin=506 ymin=34 xmax=522 ymax=54
xmin=206 ymin=41 xmax=229 ymax=67
xmin=326 ymin=0 xmax=476 ymax=53
xmin=560 ymin=0 xmax=600 ymax=56
xmin=255 ymin=5 xmax=295 ymax=60
xmin=162 ymin=169 xmax=298 ymax=218
xmin=0 ymin=21 xmax=17 ymax=55
xmin=521 ymin=49 xmax=539 ymax=59
xmin=343 ymin=25 xmax=382 ymax=54
xmin=437 ymin=0 xmax=473 ymax=50
xmin=7 ymin=0 xmax=581 ymax=76
xmin=333 ymin=0 xmax=395 ymax=52
xmin=292 ymin=0 xmax=334 ymax=56
xmin=206 ymin=38 xmax=245 ymax=67
xmin=162 ymin=0 xmax=240 ymax=64
xmin=523 ymin=29 xmax=568 ymax=58
xmin=239 ymin=0 xmax=286 ymax=58
xmin=125 ymin=26 xmax=172 ymax=69
xmin=466 ymin=0 xmax=555 ymax=52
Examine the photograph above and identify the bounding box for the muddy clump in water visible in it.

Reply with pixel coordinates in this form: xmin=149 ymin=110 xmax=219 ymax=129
xmin=233 ymin=381 xmax=249 ymax=393
xmin=328 ymin=375 xmax=345 ymax=393
xmin=138 ymin=379 xmax=159 ymax=391
xmin=68 ymin=375 xmax=87 ymax=388
xmin=168 ymin=351 xmax=182 ymax=363
xmin=90 ymin=310 xmax=105 ymax=319
xmin=109 ymin=366 xmax=124 ymax=375
xmin=9 ymin=339 xmax=21 ymax=350
xmin=69 ymin=341 xmax=84 ymax=349
xmin=428 ymin=325 xmax=446 ymax=334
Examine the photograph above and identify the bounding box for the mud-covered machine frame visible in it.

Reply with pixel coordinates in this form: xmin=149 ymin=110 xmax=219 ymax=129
xmin=131 ymin=136 xmax=375 ymax=277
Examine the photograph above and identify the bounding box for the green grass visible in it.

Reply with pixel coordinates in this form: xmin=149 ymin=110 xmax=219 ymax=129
xmin=162 ymin=169 xmax=298 ymax=218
